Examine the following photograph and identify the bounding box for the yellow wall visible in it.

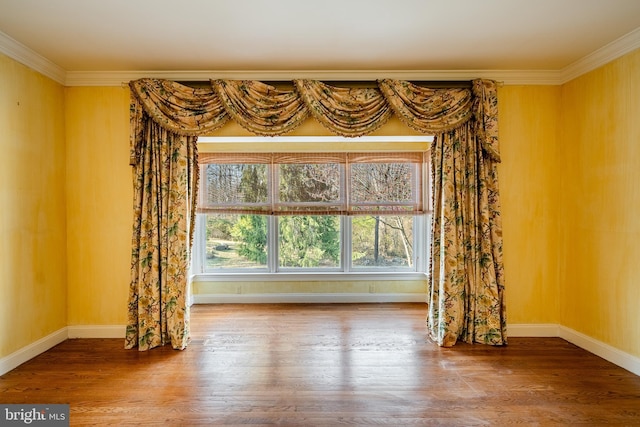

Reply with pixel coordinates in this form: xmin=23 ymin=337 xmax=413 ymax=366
xmin=65 ymin=87 xmax=131 ymax=325
xmin=560 ymin=49 xmax=640 ymax=357
xmin=498 ymin=85 xmax=562 ymax=324
xmin=0 ymin=54 xmax=67 ymax=357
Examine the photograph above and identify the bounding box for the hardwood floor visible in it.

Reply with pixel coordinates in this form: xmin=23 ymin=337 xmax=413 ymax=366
xmin=2 ymin=303 xmax=640 ymax=426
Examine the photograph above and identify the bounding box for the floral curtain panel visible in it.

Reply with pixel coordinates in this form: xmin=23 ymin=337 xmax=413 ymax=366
xmin=128 ymin=77 xmax=505 ymax=350
xmin=425 ymin=80 xmax=505 ymax=346
xmin=126 ymin=94 xmax=199 ymax=351
xmin=428 ymin=122 xmax=506 ymax=346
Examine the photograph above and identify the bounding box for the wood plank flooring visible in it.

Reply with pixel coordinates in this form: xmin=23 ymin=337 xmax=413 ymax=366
xmin=2 ymin=303 xmax=640 ymax=426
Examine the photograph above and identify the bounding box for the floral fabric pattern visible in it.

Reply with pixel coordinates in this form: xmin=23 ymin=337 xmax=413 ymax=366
xmin=129 ymin=78 xmax=229 ymax=138
xmin=378 ymin=79 xmax=474 ymax=134
xmin=127 ymin=78 xmax=505 ymax=350
xmin=472 ymin=79 xmax=501 ymax=162
xmin=211 ymin=79 xmax=309 ymax=136
xmin=294 ymin=80 xmax=393 ymax=136
xmin=428 ymin=123 xmax=506 ymax=346
xmin=127 ymin=90 xmax=199 ymax=351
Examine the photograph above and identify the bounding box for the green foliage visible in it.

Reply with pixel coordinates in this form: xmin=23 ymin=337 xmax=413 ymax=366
xmin=231 ymin=215 xmax=267 ymax=264
xmin=207 ymin=216 xmax=233 ymax=240
xmin=279 ymin=215 xmax=340 ymax=267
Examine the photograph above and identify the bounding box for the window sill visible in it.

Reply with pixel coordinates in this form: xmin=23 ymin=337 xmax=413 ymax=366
xmin=192 ymin=271 xmax=428 ymax=282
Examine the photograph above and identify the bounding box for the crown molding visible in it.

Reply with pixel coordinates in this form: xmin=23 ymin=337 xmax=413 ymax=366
xmin=2 ymin=27 xmax=639 ymax=87
xmin=0 ymin=31 xmax=66 ymax=84
xmin=559 ymin=26 xmax=640 ymax=84
xmin=64 ymin=69 xmax=562 ymax=86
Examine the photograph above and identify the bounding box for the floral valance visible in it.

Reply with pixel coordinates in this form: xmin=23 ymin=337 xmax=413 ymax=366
xmin=129 ymin=78 xmax=500 ymax=165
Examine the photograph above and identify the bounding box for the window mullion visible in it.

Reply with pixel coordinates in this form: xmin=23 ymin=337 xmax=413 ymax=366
xmin=268 ymin=215 xmax=278 ymax=273
xmin=342 ymin=216 xmax=351 ymax=272
xmin=414 ymin=215 xmax=423 ymax=272
xmin=342 ymin=161 xmax=350 ymax=272
xmin=269 ymin=162 xmax=278 ymax=273
xmin=344 ymin=159 xmax=350 ymax=214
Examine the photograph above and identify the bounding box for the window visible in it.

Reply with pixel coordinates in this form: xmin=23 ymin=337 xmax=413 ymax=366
xmin=192 ymin=138 xmax=431 ymax=279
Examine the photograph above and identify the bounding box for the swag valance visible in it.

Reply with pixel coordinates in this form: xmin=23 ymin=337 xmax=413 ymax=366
xmin=129 ymin=78 xmax=500 ymax=165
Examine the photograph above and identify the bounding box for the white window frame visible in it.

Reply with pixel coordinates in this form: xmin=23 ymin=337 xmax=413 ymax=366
xmin=191 ymin=136 xmax=432 ymax=282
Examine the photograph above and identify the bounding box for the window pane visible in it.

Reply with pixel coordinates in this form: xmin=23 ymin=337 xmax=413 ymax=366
xmin=203 ymin=164 xmax=268 ymax=206
xmin=278 ymin=163 xmax=341 ymax=203
xmin=352 ymin=215 xmax=414 ymax=268
xmin=205 ymin=214 xmax=267 ymax=269
xmin=350 ymin=163 xmax=414 ymax=210
xmin=278 ymin=215 xmax=340 ymax=268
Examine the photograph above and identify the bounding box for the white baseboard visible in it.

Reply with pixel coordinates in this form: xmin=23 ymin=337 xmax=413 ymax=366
xmin=0 ymin=327 xmax=67 ymax=376
xmin=67 ymin=325 xmax=125 ymax=339
xmin=193 ymin=292 xmax=427 ymax=304
xmin=508 ymin=323 xmax=561 ymax=337
xmin=560 ymin=326 xmax=640 ymax=377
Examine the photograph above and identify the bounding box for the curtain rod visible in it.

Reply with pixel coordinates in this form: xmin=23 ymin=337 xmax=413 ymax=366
xmin=170 ymin=80 xmax=474 ymax=89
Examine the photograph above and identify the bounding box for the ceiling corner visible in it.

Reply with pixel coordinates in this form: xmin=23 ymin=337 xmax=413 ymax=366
xmin=0 ymin=30 xmax=66 ymax=84
xmin=559 ymin=26 xmax=640 ymax=84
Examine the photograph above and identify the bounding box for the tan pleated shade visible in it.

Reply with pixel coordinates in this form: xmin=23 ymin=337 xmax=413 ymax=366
xmin=198 ymin=152 xmax=427 ymax=215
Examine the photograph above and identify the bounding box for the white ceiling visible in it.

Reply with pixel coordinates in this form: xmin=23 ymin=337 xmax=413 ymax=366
xmin=1 ymin=0 xmax=640 ymax=84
